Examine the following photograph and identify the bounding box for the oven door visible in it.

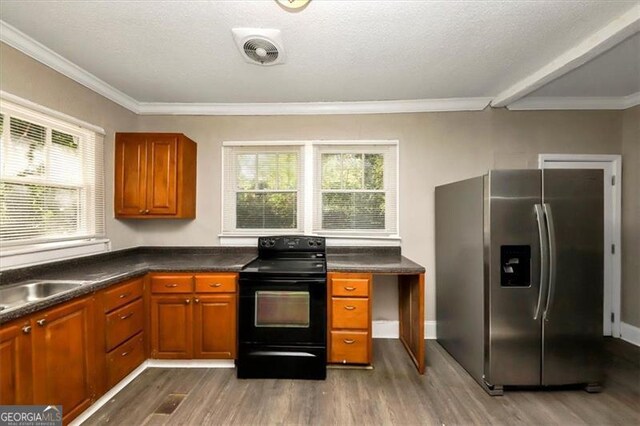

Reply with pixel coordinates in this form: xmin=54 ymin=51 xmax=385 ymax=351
xmin=239 ymin=276 xmax=326 ymax=346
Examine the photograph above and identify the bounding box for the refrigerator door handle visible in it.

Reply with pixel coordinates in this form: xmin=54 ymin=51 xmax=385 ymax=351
xmin=542 ymin=203 xmax=557 ymax=321
xmin=534 ymin=204 xmax=549 ymax=320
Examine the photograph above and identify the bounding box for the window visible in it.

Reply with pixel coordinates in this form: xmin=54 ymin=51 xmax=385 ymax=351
xmin=223 ymin=145 xmax=303 ymax=233
xmin=0 ymin=101 xmax=105 ymax=247
xmin=222 ymin=141 xmax=398 ymax=239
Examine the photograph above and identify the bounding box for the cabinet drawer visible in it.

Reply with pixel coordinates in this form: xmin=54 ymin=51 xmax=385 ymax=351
xmin=330 ymin=331 xmax=370 ymax=364
xmin=330 ymin=276 xmax=370 ymax=297
xmin=331 ymin=298 xmax=369 ymax=330
xmin=107 ymin=333 xmax=145 ymax=388
xmin=194 ymin=274 xmax=237 ymax=293
xmin=103 ymin=277 xmax=144 ymax=312
xmin=150 ymin=275 xmax=193 ymax=293
xmin=105 ymin=299 xmax=144 ymax=351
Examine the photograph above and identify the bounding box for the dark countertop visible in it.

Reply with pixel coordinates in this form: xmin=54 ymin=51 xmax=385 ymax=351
xmin=0 ymin=246 xmax=424 ymax=324
xmin=327 ymin=253 xmax=425 ymax=274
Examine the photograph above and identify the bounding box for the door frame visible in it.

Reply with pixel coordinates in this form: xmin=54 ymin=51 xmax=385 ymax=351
xmin=538 ymin=154 xmax=621 ymax=338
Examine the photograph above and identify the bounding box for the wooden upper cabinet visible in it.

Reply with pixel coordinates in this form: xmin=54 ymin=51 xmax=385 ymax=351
xmin=31 ymin=297 xmax=95 ymax=423
xmin=115 ymin=133 xmax=197 ymax=219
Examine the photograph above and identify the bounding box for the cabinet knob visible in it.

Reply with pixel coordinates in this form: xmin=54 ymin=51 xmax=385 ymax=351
xmin=144 ymin=209 xmax=150 ymax=214
xmin=22 ymin=325 xmax=31 ymax=334
xmin=118 ymin=292 xmax=131 ymax=299
xmin=194 ymin=298 xmax=200 ymax=303
xmin=139 ymin=209 xmax=144 ymax=214
xmin=185 ymin=299 xmax=191 ymax=304
xmin=36 ymin=319 xmax=46 ymax=327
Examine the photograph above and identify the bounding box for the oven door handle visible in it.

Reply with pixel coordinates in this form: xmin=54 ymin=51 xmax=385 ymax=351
xmin=240 ymin=278 xmax=326 ymax=285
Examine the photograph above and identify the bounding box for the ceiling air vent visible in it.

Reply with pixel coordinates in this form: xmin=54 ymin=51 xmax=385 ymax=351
xmin=232 ymin=28 xmax=286 ymax=66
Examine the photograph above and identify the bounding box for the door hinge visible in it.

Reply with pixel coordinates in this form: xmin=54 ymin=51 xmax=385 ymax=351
xmin=611 ymin=244 xmax=616 ymax=255
xmin=611 ymin=175 xmax=616 ymax=186
xmin=611 ymin=312 xmax=615 ymax=323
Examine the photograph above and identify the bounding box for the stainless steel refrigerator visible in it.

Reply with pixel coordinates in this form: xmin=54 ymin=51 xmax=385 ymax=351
xmin=435 ymin=169 xmax=604 ymax=395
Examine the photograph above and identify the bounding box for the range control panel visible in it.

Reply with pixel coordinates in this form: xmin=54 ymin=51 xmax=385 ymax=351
xmin=258 ymin=235 xmax=325 ymax=253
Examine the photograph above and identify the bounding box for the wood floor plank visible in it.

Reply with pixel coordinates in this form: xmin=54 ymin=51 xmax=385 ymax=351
xmin=83 ymin=338 xmax=640 ymax=426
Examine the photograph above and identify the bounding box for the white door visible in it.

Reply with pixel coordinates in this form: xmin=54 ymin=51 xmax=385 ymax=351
xmin=539 ymin=155 xmax=621 ymax=337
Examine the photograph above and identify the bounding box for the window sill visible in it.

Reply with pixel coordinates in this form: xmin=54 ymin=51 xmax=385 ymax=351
xmin=0 ymin=238 xmax=111 ymax=270
xmin=219 ymin=234 xmax=401 ymax=247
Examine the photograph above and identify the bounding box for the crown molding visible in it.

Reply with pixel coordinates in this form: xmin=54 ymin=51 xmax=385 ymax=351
xmin=506 ymin=92 xmax=640 ymax=110
xmin=136 ymin=98 xmax=491 ymax=115
xmin=492 ymin=5 xmax=640 ymax=107
xmin=0 ymin=20 xmax=140 ymax=113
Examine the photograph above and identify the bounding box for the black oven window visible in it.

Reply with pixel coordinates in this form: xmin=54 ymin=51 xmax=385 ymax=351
xmin=255 ymin=291 xmax=310 ymax=328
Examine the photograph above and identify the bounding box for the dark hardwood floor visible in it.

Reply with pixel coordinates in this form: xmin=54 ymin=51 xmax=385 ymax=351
xmin=84 ymin=338 xmax=639 ymax=425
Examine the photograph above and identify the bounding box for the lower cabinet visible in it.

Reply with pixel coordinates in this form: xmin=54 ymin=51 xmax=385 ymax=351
xmin=194 ymin=294 xmax=236 ymax=359
xmin=327 ymin=272 xmax=373 ymax=365
xmin=149 ymin=273 xmax=237 ymax=360
xmin=0 ymin=318 xmax=33 ymax=405
xmin=0 ymin=271 xmax=238 ymax=423
xmin=150 ymin=295 xmax=194 ymax=359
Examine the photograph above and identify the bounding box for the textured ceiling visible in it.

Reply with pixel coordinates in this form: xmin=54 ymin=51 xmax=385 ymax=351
xmin=529 ymin=32 xmax=640 ymax=98
xmin=0 ymin=0 xmax=637 ymax=103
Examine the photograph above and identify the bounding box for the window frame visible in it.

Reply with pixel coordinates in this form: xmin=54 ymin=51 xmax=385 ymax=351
xmin=220 ymin=140 xmax=400 ymax=246
xmin=0 ymin=94 xmax=108 ymax=268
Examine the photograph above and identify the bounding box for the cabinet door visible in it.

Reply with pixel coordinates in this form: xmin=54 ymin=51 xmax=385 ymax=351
xmin=115 ymin=134 xmax=147 ymax=216
xmin=194 ymin=294 xmax=236 ymax=359
xmin=150 ymin=295 xmax=193 ymax=359
xmin=0 ymin=319 xmax=33 ymax=405
xmin=146 ymin=135 xmax=178 ymax=215
xmin=32 ymin=297 xmax=95 ymax=423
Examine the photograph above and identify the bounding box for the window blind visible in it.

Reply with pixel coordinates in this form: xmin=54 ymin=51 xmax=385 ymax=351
xmin=313 ymin=144 xmax=397 ymax=234
xmin=223 ymin=145 xmax=304 ymax=233
xmin=0 ymin=102 xmax=105 ymax=246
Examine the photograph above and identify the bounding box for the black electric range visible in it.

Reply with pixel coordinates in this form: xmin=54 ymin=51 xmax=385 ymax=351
xmin=237 ymin=236 xmax=327 ymax=380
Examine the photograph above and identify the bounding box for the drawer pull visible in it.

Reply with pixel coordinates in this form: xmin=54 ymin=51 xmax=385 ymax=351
xmin=118 ymin=292 xmax=131 ymax=299
xmin=22 ymin=325 xmax=31 ymax=334
xmin=119 ymin=312 xmax=134 ymax=320
xmin=343 ymin=339 xmax=356 ymax=345
xmin=210 ymin=283 xmax=223 ymax=288
xmin=121 ymin=350 xmax=131 ymax=357
xmin=165 ymin=284 xmax=179 ymax=288
xmin=344 ymin=286 xmax=356 ymax=291
xmin=36 ymin=319 xmax=46 ymax=327
xmin=344 ymin=305 xmax=356 ymax=311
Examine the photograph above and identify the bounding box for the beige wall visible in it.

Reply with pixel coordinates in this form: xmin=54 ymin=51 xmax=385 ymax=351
xmin=0 ymin=43 xmax=141 ymax=249
xmin=621 ymin=106 xmax=640 ymax=328
xmin=1 ymin=43 xmax=635 ymax=326
xmin=134 ymin=111 xmax=623 ymax=321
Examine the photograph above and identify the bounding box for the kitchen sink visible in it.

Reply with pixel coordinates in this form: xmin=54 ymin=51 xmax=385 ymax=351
xmin=0 ymin=281 xmax=87 ymax=313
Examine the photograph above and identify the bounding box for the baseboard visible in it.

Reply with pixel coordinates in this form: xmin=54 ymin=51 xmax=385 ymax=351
xmin=620 ymin=322 xmax=640 ymax=347
xmin=372 ymin=320 xmax=437 ymax=339
xmin=146 ymin=359 xmax=235 ymax=368
xmin=69 ymin=362 xmax=148 ymax=426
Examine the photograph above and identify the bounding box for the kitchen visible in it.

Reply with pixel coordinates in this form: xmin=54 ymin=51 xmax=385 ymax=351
xmin=0 ymin=1 xmax=639 ymax=425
